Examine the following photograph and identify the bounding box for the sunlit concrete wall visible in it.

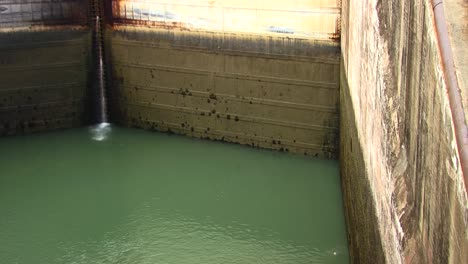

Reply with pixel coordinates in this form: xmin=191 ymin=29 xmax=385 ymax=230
xmin=0 ymin=1 xmax=92 ymax=135
xmin=445 ymin=0 xmax=468 ymax=120
xmin=340 ymin=0 xmax=468 ymax=262
xmin=106 ymin=27 xmax=340 ymax=158
xmin=110 ymin=0 xmax=341 ymax=39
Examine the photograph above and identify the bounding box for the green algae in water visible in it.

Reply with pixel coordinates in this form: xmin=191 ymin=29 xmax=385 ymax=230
xmin=0 ymin=126 xmax=349 ymax=263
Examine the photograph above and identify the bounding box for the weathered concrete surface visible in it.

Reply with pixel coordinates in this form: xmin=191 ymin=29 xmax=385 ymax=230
xmin=0 ymin=28 xmax=92 ymax=135
xmin=446 ymin=0 xmax=468 ymax=119
xmin=0 ymin=1 xmax=92 ymax=135
xmin=109 ymin=0 xmax=341 ymax=40
xmin=341 ymin=0 xmax=468 ymax=263
xmin=106 ymin=26 xmax=340 ymax=158
xmin=0 ymin=0 xmax=88 ymax=28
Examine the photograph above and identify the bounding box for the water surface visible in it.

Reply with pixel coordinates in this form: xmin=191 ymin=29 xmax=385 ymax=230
xmin=0 ymin=126 xmax=348 ymax=263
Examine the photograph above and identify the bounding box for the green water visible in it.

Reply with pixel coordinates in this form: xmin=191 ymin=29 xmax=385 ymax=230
xmin=0 ymin=126 xmax=349 ymax=263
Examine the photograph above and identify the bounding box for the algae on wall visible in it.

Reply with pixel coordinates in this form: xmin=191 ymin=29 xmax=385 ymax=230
xmin=105 ymin=27 xmax=341 ymax=158
xmin=0 ymin=29 xmax=93 ymax=135
xmin=0 ymin=0 xmax=92 ymax=135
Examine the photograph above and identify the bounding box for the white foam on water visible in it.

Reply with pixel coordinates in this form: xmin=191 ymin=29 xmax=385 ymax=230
xmin=90 ymin=122 xmax=111 ymax=141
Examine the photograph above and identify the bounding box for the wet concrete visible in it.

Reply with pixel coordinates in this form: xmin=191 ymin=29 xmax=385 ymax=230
xmin=0 ymin=0 xmax=92 ymax=135
xmin=0 ymin=28 xmax=93 ymax=135
xmin=2 ymin=2 xmax=467 ymax=263
xmin=105 ymin=27 xmax=340 ymax=158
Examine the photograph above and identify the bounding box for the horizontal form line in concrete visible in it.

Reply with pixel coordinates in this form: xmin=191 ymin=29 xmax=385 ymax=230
xmin=0 ymin=61 xmax=83 ymax=72
xmin=118 ymin=83 xmax=338 ymax=113
xmin=111 ymin=39 xmax=340 ymax=64
xmin=3 ymin=117 xmax=77 ymax=126
xmin=0 ymin=82 xmax=85 ymax=92
xmin=124 ymin=100 xmax=337 ymax=131
xmin=113 ymin=62 xmax=339 ymax=89
xmin=0 ymin=99 xmax=84 ymax=111
xmin=0 ymin=39 xmax=84 ymax=49
xmin=0 ymin=116 xmax=80 ymax=136
xmin=118 ymin=115 xmax=334 ymax=153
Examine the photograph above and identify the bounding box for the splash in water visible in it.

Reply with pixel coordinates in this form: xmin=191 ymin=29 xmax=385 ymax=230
xmin=90 ymin=122 xmax=111 ymax=141
xmin=89 ymin=15 xmax=110 ymax=142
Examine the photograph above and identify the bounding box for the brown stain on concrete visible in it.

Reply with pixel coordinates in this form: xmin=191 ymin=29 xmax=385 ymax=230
xmin=0 ymin=28 xmax=92 ymax=135
xmin=341 ymin=0 xmax=468 ymax=262
xmin=107 ymin=27 xmax=340 ymax=158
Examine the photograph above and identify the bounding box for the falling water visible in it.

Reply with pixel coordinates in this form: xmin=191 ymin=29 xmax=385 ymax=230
xmin=96 ymin=15 xmax=107 ymax=124
xmin=91 ymin=15 xmax=111 ymax=141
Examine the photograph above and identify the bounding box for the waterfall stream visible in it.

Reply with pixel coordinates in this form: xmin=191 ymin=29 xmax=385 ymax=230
xmin=91 ymin=15 xmax=111 ymax=141
xmin=96 ymin=15 xmax=108 ymax=124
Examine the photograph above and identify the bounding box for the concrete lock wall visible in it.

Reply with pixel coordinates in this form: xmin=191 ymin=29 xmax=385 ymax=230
xmin=340 ymin=0 xmax=468 ymax=263
xmin=1 ymin=0 xmax=467 ymax=262
xmin=105 ymin=27 xmax=341 ymax=158
xmin=0 ymin=0 xmax=92 ymax=135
